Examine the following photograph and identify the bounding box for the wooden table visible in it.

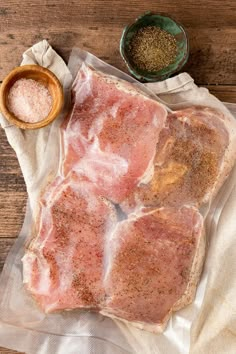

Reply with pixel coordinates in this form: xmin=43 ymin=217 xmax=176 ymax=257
xmin=0 ymin=1 xmax=235 ymax=353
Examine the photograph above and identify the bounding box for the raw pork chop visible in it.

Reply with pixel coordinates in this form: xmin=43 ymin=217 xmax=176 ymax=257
xmin=102 ymin=206 xmax=205 ymax=332
xmin=22 ymin=172 xmax=116 ymax=313
xmin=61 ymin=64 xmax=167 ymax=203
xmin=122 ymin=106 xmax=233 ymax=212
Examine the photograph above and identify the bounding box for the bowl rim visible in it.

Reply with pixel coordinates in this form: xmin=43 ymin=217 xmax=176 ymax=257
xmin=0 ymin=64 xmax=64 ymax=130
xmin=120 ymin=11 xmax=189 ymax=82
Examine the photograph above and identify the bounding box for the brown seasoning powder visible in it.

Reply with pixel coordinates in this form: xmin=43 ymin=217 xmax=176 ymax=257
xmin=128 ymin=26 xmax=178 ymax=72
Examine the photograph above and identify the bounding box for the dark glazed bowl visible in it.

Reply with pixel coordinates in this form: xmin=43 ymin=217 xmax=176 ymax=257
xmin=120 ymin=12 xmax=189 ymax=82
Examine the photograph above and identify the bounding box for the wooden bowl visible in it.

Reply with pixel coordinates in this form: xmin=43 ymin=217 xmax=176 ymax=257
xmin=0 ymin=65 xmax=64 ymax=130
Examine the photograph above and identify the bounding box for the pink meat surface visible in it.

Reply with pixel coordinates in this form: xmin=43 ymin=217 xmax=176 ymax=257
xmin=22 ymin=65 xmax=236 ymax=332
xmin=122 ymin=106 xmax=230 ymax=213
xmin=22 ymin=173 xmax=116 ymax=313
xmin=102 ymin=206 xmax=205 ymax=332
xmin=61 ymin=64 xmax=167 ymax=203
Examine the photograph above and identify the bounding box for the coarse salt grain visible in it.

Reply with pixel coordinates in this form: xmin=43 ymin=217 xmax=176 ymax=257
xmin=7 ymin=78 xmax=53 ymax=123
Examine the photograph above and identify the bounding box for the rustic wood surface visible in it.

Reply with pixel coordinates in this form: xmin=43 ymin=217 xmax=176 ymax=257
xmin=0 ymin=0 xmax=235 ymax=353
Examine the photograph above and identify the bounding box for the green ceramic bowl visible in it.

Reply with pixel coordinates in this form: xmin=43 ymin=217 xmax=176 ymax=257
xmin=120 ymin=12 xmax=189 ymax=82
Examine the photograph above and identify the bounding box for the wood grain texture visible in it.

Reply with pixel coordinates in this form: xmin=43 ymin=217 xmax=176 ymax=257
xmin=0 ymin=349 xmax=23 ymax=354
xmin=0 ymin=0 xmax=235 ymax=353
xmin=204 ymin=85 xmax=236 ymax=103
xmin=0 ymin=129 xmax=26 ymax=238
xmin=0 ymin=238 xmax=15 ymax=272
xmin=0 ymin=1 xmax=235 ymax=87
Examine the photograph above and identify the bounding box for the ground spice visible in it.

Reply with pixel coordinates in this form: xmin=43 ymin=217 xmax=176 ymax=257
xmin=7 ymin=78 xmax=53 ymax=123
xmin=128 ymin=26 xmax=178 ymax=72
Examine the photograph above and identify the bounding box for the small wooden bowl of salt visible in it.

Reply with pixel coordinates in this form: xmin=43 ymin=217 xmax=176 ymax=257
xmin=0 ymin=65 xmax=64 ymax=129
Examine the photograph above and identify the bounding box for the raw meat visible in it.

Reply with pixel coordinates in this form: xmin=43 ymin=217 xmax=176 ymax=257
xmin=61 ymin=64 xmax=167 ymax=203
xmin=22 ymin=172 xmax=116 ymax=313
xmin=102 ymin=206 xmax=205 ymax=332
xmin=22 ymin=64 xmax=236 ymax=334
xmin=122 ymin=106 xmax=232 ymax=212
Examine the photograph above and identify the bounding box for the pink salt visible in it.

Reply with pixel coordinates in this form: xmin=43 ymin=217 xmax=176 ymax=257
xmin=7 ymin=78 xmax=53 ymax=123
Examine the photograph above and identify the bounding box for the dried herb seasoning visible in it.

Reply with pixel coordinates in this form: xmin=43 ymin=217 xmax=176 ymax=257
xmin=128 ymin=26 xmax=178 ymax=72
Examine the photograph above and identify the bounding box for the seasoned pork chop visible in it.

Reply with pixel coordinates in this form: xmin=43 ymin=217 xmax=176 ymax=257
xmin=61 ymin=64 xmax=167 ymax=203
xmin=22 ymin=173 xmax=116 ymax=313
xmin=122 ymin=106 xmax=232 ymax=212
xmin=102 ymin=206 xmax=205 ymax=332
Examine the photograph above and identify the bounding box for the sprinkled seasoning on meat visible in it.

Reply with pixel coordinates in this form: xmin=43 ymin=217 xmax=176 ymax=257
xmin=122 ymin=106 xmax=230 ymax=212
xmin=22 ymin=173 xmax=116 ymax=313
xmin=61 ymin=64 xmax=167 ymax=203
xmin=102 ymin=206 xmax=205 ymax=331
xmin=22 ymin=64 xmax=236 ymax=333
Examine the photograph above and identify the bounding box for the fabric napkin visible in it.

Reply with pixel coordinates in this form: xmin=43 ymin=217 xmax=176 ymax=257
xmin=0 ymin=40 xmax=235 ymax=354
xmin=0 ymin=40 xmax=72 ymax=201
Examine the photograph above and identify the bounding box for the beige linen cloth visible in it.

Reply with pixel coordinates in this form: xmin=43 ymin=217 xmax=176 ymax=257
xmin=0 ymin=40 xmax=235 ymax=354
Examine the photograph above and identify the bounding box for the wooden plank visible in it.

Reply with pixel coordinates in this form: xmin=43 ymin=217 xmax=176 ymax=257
xmin=0 ymin=128 xmax=26 ymax=238
xmin=184 ymin=28 xmax=236 ymax=86
xmin=0 ymin=192 xmax=26 ymax=238
xmin=0 ymin=348 xmax=24 ymax=354
xmin=0 ymin=0 xmax=235 ymax=28
xmin=0 ymin=1 xmax=235 ymax=85
xmin=204 ymin=85 xmax=236 ymax=103
xmin=0 ymin=238 xmax=15 ymax=272
xmin=0 ymin=128 xmax=25 ymax=188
